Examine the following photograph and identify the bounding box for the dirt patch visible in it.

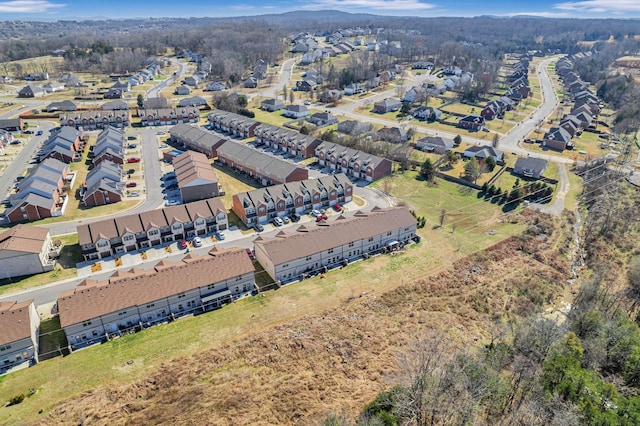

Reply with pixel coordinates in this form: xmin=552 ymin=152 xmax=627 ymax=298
xmin=37 ymin=214 xmax=571 ymax=425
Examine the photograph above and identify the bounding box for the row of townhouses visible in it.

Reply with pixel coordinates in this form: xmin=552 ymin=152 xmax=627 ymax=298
xmin=139 ymin=107 xmax=200 ymax=127
xmin=77 ymin=198 xmax=227 ymax=261
xmin=169 ymin=123 xmax=228 ymax=158
xmin=2 ymin=206 xmax=418 ymax=369
xmin=58 ymin=247 xmax=255 ymax=351
xmin=253 ymin=123 xmax=322 ymax=158
xmin=207 ymin=110 xmax=259 ymax=139
xmin=254 ymin=206 xmax=418 ymax=284
xmin=315 ymin=142 xmax=392 ymax=182
xmin=60 ymin=110 xmax=131 ymax=129
xmin=6 ymin=158 xmax=74 ymax=223
xmin=232 ymin=173 xmax=353 ymax=226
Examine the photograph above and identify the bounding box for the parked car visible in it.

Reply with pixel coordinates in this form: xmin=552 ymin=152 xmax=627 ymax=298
xmin=36 ymin=130 xmax=43 ymax=136
xmin=127 ymin=136 xmax=137 ymax=140
xmin=157 ymin=131 xmax=166 ymax=135
xmin=319 ymin=208 xmax=326 ymax=214
xmin=291 ymin=213 xmax=300 ymax=222
xmin=192 ymin=237 xmax=202 ymax=248
xmin=311 ymin=209 xmax=322 ymax=217
xmin=333 ymin=203 xmax=342 ymax=212
xmin=272 ymin=217 xmax=284 ymax=226
xmin=127 ymin=157 xmax=141 ymax=163
xmin=127 ymin=168 xmax=135 ymax=174
xmin=282 ymin=216 xmax=290 ymax=224
xmin=178 ymin=239 xmax=188 ymax=249
xmin=163 ymin=172 xmax=176 ymax=180
xmin=304 ymin=101 xmax=311 ymax=105
xmin=246 ymin=248 xmax=255 ymax=260
xmin=316 ymin=213 xmax=328 ymax=222
xmin=160 ymin=143 xmax=168 ymax=148
xmin=128 ymin=143 xmax=137 ymax=149
xmin=129 ymin=191 xmax=140 ymax=197
xmin=254 ymin=223 xmax=264 ymax=232
xmin=164 ymin=183 xmax=178 ymax=191
xmin=125 ymin=182 xmax=137 ymax=188
xmin=165 ymin=199 xmax=180 ymax=206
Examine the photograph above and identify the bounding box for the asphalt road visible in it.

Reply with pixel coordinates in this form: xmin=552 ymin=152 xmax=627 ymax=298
xmin=0 ymin=120 xmax=56 ymax=205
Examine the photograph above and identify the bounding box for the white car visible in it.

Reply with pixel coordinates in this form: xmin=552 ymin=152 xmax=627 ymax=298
xmin=217 ymin=231 xmax=226 ymax=240
xmin=192 ymin=237 xmax=202 ymax=248
xmin=273 ymin=217 xmax=284 ymax=226
xmin=129 ymin=191 xmax=140 ymax=197
xmin=165 ymin=199 xmax=180 ymax=206
xmin=310 ymin=209 xmax=322 ymax=217
xmin=157 ymin=131 xmax=166 ymax=135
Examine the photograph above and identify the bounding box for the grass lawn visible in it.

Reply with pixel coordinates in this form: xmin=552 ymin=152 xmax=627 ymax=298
xmin=213 ymin=162 xmax=261 ymax=208
xmin=0 ymin=170 xmax=526 ymax=424
xmin=251 ymin=109 xmax=292 ymax=127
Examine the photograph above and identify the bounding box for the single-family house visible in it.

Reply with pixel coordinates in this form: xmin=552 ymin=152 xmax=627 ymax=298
xmin=458 ymin=115 xmax=485 ymax=131
xmin=463 ymin=145 xmax=504 ymax=162
xmin=543 ymin=127 xmax=573 ymax=151
xmin=178 ymin=96 xmax=209 ymax=108
xmin=175 ymin=85 xmax=191 ymax=95
xmin=18 ymin=84 xmax=46 ymax=98
xmin=373 ymin=98 xmax=402 ymax=114
xmin=46 ymin=100 xmax=78 ymax=112
xmin=344 ymin=83 xmax=365 ymax=96
xmin=412 ymin=106 xmax=442 ymax=121
xmin=337 ymin=120 xmax=372 ymax=136
xmin=43 ymin=82 xmax=65 ymax=93
xmin=416 ymin=136 xmax=454 ymax=154
xmin=376 ymin=127 xmax=407 ymax=143
xmin=0 ymin=118 xmax=24 ymax=132
xmin=513 ymin=157 xmax=548 ymax=179
xmin=243 ymin=77 xmax=258 ymax=88
xmin=204 ymin=81 xmax=227 ymax=92
xmin=260 ymin=99 xmax=285 ymax=112
xmin=307 ymin=112 xmax=338 ymax=127
xmin=283 ymin=105 xmax=310 ymax=119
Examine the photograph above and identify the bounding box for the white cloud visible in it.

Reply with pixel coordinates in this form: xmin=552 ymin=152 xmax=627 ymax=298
xmin=554 ymin=0 xmax=640 ymax=13
xmin=0 ymin=0 xmax=65 ymax=13
xmin=304 ymin=0 xmax=436 ymax=12
xmin=504 ymin=11 xmax=573 ymax=18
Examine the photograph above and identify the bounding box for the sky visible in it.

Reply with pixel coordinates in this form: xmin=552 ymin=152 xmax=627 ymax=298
xmin=2 ymin=0 xmax=640 ymax=20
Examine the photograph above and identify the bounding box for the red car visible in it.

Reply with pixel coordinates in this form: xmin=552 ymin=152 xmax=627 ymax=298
xmin=333 ymin=203 xmax=342 ymax=212
xmin=316 ymin=213 xmax=328 ymax=222
xmin=125 ymin=182 xmax=137 ymax=188
xmin=245 ymin=248 xmax=255 ymax=260
xmin=127 ymin=157 xmax=141 ymax=163
xmin=178 ymin=239 xmax=188 ymax=249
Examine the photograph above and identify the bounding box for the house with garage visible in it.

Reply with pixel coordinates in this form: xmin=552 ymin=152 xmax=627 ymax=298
xmin=373 ymin=98 xmax=402 ymax=114
xmin=376 ymin=127 xmax=407 ymax=143
xmin=260 ymin=98 xmax=285 ymax=112
xmin=283 ymin=104 xmax=310 ymax=118
xmin=543 ymin=127 xmax=573 ymax=151
xmin=416 ymin=136 xmax=454 ymax=154
xmin=169 ymin=123 xmax=228 ymax=158
xmin=216 ymin=141 xmax=309 ymax=185
xmin=232 ymin=174 xmax=353 ymax=226
xmin=513 ymin=157 xmax=548 ymax=179
xmin=0 ymin=300 xmax=40 ymax=375
xmin=204 ymin=81 xmax=227 ymax=92
xmin=0 ymin=118 xmax=24 ymax=132
xmin=175 ymin=85 xmax=191 ymax=95
xmin=344 ymin=82 xmax=365 ymax=96
xmin=17 ymin=84 xmax=46 ymax=98
xmin=307 ymin=112 xmax=338 ymax=127
xmin=254 ymin=206 xmax=418 ymax=284
xmin=173 ymin=151 xmax=221 ymax=203
xmin=0 ymin=225 xmax=55 ymax=279
xmin=458 ymin=115 xmax=485 ymax=131
xmin=178 ymin=96 xmax=209 ymax=109
xmin=43 ymin=82 xmax=65 ymax=93
xmin=102 ymin=100 xmax=129 ymax=111
xmin=46 ymin=100 xmax=78 ymax=112
xmin=77 ymin=198 xmax=227 ymax=261
xmin=58 ymin=247 xmax=255 ymax=351
xmin=337 ymin=120 xmax=372 ymax=136
xmin=315 ymin=142 xmax=392 ymax=182
xmin=463 ymin=145 xmax=503 ymax=162
xmin=412 ymin=106 xmax=442 ymax=121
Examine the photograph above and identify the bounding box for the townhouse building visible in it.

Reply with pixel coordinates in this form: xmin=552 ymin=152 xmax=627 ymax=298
xmin=254 ymin=206 xmax=418 ymax=284
xmin=315 ymin=142 xmax=392 ymax=182
xmin=0 ymin=225 xmax=55 ymax=279
xmin=0 ymin=301 xmax=40 ymax=375
xmin=173 ymin=151 xmax=221 ymax=203
xmin=216 ymin=141 xmax=308 ymax=185
xmin=232 ymin=173 xmax=353 ymax=226
xmin=169 ymin=123 xmax=228 ymax=158
xmin=253 ymin=123 xmax=322 ymax=158
xmin=60 ymin=110 xmax=131 ymax=129
xmin=207 ymin=110 xmax=259 ymax=139
xmin=58 ymin=247 xmax=255 ymax=351
xmin=139 ymin=107 xmax=200 ymax=127
xmin=77 ymin=198 xmax=227 ymax=261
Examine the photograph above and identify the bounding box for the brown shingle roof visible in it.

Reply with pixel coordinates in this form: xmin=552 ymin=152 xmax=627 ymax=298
xmin=0 ymin=224 xmax=48 ymax=254
xmin=58 ymin=247 xmax=254 ymax=327
xmin=254 ymin=207 xmax=416 ymax=265
xmin=0 ymin=300 xmax=35 ymax=346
